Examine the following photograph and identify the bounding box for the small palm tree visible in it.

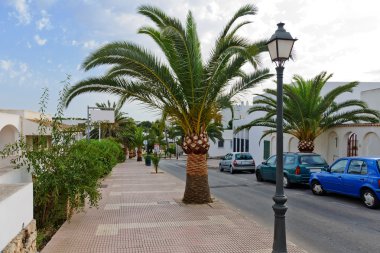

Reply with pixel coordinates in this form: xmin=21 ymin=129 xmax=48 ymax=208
xmin=63 ymin=4 xmax=273 ymax=203
xmin=134 ymin=127 xmax=145 ymax=161
xmin=236 ymin=72 xmax=380 ymax=152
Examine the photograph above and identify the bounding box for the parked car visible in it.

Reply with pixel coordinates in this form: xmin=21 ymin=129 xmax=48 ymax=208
xmin=219 ymin=152 xmax=255 ymax=174
xmin=256 ymin=152 xmax=329 ymax=188
xmin=309 ymin=157 xmax=380 ymax=209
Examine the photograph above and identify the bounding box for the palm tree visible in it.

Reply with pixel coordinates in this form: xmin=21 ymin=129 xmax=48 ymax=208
xmin=236 ymin=72 xmax=380 ymax=152
xmin=134 ymin=127 xmax=145 ymax=161
xmin=116 ymin=117 xmax=137 ymax=158
xmin=91 ymin=100 xmax=129 ymax=138
xmin=63 ymin=4 xmax=273 ymax=204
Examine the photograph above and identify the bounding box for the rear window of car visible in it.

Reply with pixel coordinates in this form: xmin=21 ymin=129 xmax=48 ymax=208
xmin=235 ymin=153 xmax=253 ymax=160
xmin=299 ymin=155 xmax=326 ymax=165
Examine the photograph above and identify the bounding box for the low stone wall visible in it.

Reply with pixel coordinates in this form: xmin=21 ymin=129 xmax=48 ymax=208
xmin=2 ymin=220 xmax=36 ymax=253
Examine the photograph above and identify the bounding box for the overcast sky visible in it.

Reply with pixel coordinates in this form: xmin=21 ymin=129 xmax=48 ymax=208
xmin=1 ymin=0 xmax=380 ymax=121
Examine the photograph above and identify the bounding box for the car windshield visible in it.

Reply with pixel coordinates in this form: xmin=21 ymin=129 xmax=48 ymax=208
xmin=299 ymin=155 xmax=326 ymax=165
xmin=235 ymin=153 xmax=253 ymax=160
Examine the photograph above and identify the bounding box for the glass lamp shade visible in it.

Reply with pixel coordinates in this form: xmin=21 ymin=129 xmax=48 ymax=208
xmin=267 ymin=39 xmax=295 ymax=62
xmin=267 ymin=23 xmax=296 ymax=63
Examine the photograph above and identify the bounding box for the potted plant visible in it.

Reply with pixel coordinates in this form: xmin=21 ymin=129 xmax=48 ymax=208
xmin=144 ymin=153 xmax=152 ymax=166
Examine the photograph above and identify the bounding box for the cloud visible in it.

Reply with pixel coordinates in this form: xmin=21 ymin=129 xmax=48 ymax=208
xmin=8 ymin=0 xmax=32 ymax=24
xmin=83 ymin=40 xmax=102 ymax=50
xmin=0 ymin=60 xmax=13 ymax=71
xmin=36 ymin=10 xmax=52 ymax=30
xmin=34 ymin=35 xmax=47 ymax=46
xmin=0 ymin=59 xmax=30 ymax=84
xmin=365 ymin=69 xmax=380 ymax=75
xmin=70 ymin=39 xmax=107 ymax=50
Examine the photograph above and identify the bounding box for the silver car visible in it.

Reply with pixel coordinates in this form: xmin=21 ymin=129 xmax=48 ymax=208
xmin=219 ymin=152 xmax=256 ymax=174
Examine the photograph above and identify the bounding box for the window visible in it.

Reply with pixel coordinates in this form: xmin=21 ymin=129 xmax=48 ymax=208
xmin=245 ymin=139 xmax=249 ymax=152
xmin=235 ymin=153 xmax=253 ymax=160
xmin=330 ymin=159 xmax=348 ymax=173
xmin=285 ymin=156 xmax=296 ymax=165
xmin=263 ymin=140 xmax=270 ymax=160
xmin=218 ymin=140 xmax=224 ymax=148
xmin=377 ymin=160 xmax=380 ymax=173
xmin=299 ymin=155 xmax=326 ymax=165
xmin=266 ymin=155 xmax=276 ymax=165
xmin=348 ymin=160 xmax=367 ymax=175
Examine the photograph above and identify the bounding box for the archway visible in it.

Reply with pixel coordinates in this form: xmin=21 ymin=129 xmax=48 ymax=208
xmin=363 ymin=132 xmax=380 ymax=156
xmin=0 ymin=124 xmax=19 ymax=150
xmin=347 ymin=132 xmax=358 ymax=156
xmin=288 ymin=137 xmax=298 ymax=152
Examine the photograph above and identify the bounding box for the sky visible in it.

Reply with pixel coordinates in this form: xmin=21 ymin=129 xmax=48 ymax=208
xmin=1 ymin=0 xmax=380 ymax=121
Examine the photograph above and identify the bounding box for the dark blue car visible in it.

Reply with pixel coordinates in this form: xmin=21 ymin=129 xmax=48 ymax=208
xmin=309 ymin=157 xmax=380 ymax=209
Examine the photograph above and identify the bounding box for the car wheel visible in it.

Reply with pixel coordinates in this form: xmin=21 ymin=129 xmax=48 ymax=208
xmin=311 ymin=180 xmax=325 ymax=195
xmin=361 ymin=189 xmax=380 ymax=209
xmin=256 ymin=170 xmax=263 ymax=182
xmin=219 ymin=164 xmax=224 ymax=172
xmin=230 ymin=165 xmax=235 ymax=174
xmin=283 ymin=175 xmax=291 ymax=188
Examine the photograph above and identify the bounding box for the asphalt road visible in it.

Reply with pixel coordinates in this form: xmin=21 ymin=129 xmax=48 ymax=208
xmin=159 ymin=159 xmax=380 ymax=253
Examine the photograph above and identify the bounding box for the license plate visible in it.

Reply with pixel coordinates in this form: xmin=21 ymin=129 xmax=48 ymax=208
xmin=309 ymin=168 xmax=321 ymax=173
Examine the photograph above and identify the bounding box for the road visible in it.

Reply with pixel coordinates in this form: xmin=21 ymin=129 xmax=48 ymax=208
xmin=160 ymin=159 xmax=380 ymax=253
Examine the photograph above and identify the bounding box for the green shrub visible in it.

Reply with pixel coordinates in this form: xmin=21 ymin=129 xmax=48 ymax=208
xmin=1 ymin=85 xmax=126 ymax=251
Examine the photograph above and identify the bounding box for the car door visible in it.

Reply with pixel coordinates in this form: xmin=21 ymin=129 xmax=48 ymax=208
xmin=342 ymin=159 xmax=369 ymax=197
xmin=220 ymin=154 xmax=228 ymax=169
xmin=323 ymin=159 xmax=348 ymax=193
xmin=262 ymin=155 xmax=276 ymax=180
xmin=224 ymin=153 xmax=232 ymax=169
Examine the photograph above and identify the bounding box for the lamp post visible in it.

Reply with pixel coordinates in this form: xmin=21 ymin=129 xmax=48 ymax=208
xmin=266 ymin=22 xmax=297 ymax=253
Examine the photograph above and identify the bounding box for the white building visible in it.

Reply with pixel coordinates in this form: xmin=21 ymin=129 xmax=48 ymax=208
xmin=209 ymin=82 xmax=380 ymax=165
xmin=208 ymin=102 xmax=251 ymax=158
xmin=0 ymin=109 xmax=51 ymax=251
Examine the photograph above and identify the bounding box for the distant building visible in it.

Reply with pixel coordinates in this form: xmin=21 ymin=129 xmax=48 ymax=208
xmin=209 ymin=82 xmax=380 ymax=164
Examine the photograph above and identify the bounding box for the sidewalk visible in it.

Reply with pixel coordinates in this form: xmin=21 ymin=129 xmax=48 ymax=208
xmin=42 ymin=159 xmax=306 ymax=253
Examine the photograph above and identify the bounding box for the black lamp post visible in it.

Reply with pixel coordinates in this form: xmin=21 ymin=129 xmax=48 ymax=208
xmin=266 ymin=23 xmax=297 ymax=253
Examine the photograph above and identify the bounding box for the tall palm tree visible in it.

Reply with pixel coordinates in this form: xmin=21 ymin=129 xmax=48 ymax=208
xmin=63 ymin=4 xmax=273 ymax=204
xmin=236 ymin=72 xmax=380 ymax=152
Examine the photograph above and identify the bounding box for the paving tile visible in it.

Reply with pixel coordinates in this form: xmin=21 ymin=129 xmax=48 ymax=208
xmin=42 ymin=159 xmax=307 ymax=253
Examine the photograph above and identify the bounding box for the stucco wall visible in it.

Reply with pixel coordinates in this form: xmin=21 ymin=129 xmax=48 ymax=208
xmin=0 ymin=182 xmax=33 ymax=251
xmin=2 ymin=219 xmax=36 ymax=253
xmin=208 ymin=130 xmax=233 ymax=157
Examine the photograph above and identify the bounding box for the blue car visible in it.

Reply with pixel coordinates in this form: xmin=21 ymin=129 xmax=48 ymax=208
xmin=309 ymin=157 xmax=380 ymax=209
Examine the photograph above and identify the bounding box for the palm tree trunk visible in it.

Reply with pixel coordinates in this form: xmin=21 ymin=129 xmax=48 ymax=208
xmin=137 ymin=147 xmax=142 ymax=161
xmin=183 ymin=153 xmax=212 ymax=204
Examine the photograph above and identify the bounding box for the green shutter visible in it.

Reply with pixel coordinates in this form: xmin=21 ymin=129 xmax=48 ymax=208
xmin=263 ymin=140 xmax=270 ymax=160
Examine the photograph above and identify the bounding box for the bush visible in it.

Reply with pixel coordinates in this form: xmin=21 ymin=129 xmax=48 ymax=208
xmin=1 ymin=86 xmax=126 ymax=250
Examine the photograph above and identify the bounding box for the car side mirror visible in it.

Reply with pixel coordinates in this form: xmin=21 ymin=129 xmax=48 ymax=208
xmin=326 ymin=167 xmax=331 ymax=173
xmin=262 ymin=161 xmax=267 ymax=165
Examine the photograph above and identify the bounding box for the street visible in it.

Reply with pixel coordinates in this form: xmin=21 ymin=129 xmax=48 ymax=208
xmin=160 ymin=159 xmax=380 ymax=253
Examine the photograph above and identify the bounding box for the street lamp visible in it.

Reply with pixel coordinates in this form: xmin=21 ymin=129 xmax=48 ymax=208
xmin=266 ymin=22 xmax=297 ymax=253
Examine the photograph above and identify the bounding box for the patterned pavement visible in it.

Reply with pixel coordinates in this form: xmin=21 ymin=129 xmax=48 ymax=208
xmin=42 ymin=159 xmax=306 ymax=253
